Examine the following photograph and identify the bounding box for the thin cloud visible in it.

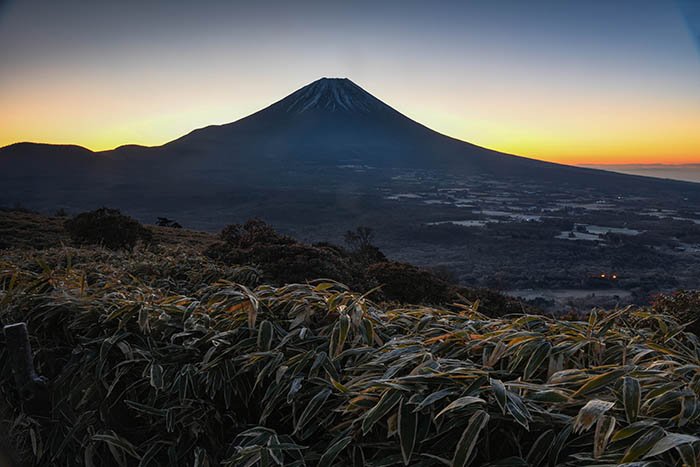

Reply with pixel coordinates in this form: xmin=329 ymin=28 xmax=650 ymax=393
xmin=677 ymin=0 xmax=700 ymax=55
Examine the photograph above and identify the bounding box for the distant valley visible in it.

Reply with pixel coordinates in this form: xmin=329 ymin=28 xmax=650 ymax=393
xmin=3 ymin=77 xmax=700 ymax=310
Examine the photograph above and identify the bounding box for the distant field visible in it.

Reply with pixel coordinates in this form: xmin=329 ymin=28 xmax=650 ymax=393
xmin=505 ymin=288 xmax=633 ymax=310
xmin=6 ymin=159 xmax=700 ymax=310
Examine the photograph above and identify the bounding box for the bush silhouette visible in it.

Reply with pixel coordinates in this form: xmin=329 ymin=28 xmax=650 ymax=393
xmin=207 ymin=220 xmax=367 ymax=287
xmin=367 ymin=261 xmax=450 ymax=304
xmin=651 ymin=290 xmax=700 ymax=335
xmin=156 ymin=217 xmax=182 ymax=228
xmin=207 ymin=220 xmax=532 ymax=312
xmin=344 ymin=226 xmax=374 ymax=251
xmin=219 ymin=218 xmax=294 ymax=248
xmin=64 ymin=208 xmax=152 ymax=250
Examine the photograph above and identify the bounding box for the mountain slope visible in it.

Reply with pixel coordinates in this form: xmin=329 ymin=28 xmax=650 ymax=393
xmin=160 ymin=77 xmax=557 ymax=174
xmin=1 ymin=77 xmax=699 ymax=212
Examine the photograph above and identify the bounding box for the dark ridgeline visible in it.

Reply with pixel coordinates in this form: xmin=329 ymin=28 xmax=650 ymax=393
xmin=1 ymin=77 xmax=699 ymax=225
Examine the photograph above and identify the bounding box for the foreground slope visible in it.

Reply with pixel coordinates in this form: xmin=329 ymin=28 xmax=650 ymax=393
xmin=1 ymin=244 xmax=699 ymax=465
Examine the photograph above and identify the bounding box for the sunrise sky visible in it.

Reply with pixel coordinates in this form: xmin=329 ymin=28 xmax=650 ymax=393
xmin=1 ymin=0 xmax=699 ymax=165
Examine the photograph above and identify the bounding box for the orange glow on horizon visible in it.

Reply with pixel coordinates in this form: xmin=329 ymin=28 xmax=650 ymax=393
xmin=2 ymin=0 xmax=699 ymax=167
xmin=2 ymin=112 xmax=699 ymax=166
xmin=1 ymin=79 xmax=699 ymax=166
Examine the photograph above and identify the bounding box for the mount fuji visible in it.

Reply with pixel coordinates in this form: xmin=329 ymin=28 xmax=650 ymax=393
xmin=1 ymin=77 xmax=698 ymax=228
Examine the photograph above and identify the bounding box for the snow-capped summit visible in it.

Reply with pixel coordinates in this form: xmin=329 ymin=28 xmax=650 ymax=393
xmin=274 ymin=78 xmax=392 ymax=114
xmin=4 ymin=75 xmax=695 ymax=210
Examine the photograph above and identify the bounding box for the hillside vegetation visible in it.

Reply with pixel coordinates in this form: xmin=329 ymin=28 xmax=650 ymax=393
xmin=1 ymin=210 xmax=700 ymax=465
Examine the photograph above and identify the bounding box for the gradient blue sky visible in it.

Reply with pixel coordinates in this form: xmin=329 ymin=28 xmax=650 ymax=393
xmin=1 ymin=0 xmax=699 ymax=164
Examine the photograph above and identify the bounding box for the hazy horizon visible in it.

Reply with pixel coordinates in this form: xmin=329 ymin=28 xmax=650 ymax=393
xmin=583 ymin=162 xmax=700 ymax=183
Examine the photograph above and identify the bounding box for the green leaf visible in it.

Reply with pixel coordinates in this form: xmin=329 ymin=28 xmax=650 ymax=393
xmin=335 ymin=314 xmax=350 ymax=357
xmin=677 ymin=442 xmax=698 ymax=467
xmin=435 ymin=396 xmax=486 ymax=419
xmin=317 ymin=436 xmax=352 ymax=466
xmin=92 ymin=431 xmax=141 ymax=463
xmin=330 ymin=377 xmax=349 ymax=393
xmin=412 ymin=388 xmax=454 ymax=413
xmin=524 ymin=342 xmax=551 ymax=380
xmin=362 ymin=389 xmax=403 ymax=434
xmin=620 ymin=426 xmax=665 ymax=463
xmin=138 ymin=306 xmax=149 ymax=333
xmin=526 ymin=429 xmax=554 ymax=467
xmin=623 ymin=376 xmax=641 ymax=423
xmin=490 ymin=378 xmax=507 ymax=414
xmin=84 ymin=443 xmax=95 ymax=467
xmin=612 ymin=421 xmax=657 ymax=442
xmin=451 ymin=410 xmax=490 ymax=467
xmin=548 ymin=426 xmax=571 ymax=467
xmin=528 ymin=390 xmax=569 ymax=403
xmin=257 ymin=320 xmax=274 ymax=351
xmin=295 ymin=388 xmax=331 ymax=435
xmin=572 ymin=368 xmax=628 ymax=397
xmin=193 ymin=447 xmax=210 ymax=467
xmin=644 ymin=432 xmax=700 ymax=459
xmin=506 ymin=392 xmax=531 ymax=430
xmin=137 ymin=442 xmax=164 ymax=467
xmin=398 ymin=399 xmax=418 ymax=465
xmin=361 ymin=318 xmax=375 ymax=345
xmin=149 ymin=363 xmax=164 ymax=390
xmin=125 ymin=400 xmax=166 ymax=417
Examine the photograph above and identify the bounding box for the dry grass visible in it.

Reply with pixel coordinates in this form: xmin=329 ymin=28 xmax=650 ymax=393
xmin=0 ymin=209 xmax=216 ymax=252
xmin=1 ymin=245 xmax=699 ymax=466
xmin=0 ymin=210 xmax=68 ymax=250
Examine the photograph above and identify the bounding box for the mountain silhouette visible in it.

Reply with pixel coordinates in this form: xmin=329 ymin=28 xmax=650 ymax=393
xmin=1 ymin=77 xmax=699 ymax=221
xmin=139 ymin=77 xmax=596 ymax=179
